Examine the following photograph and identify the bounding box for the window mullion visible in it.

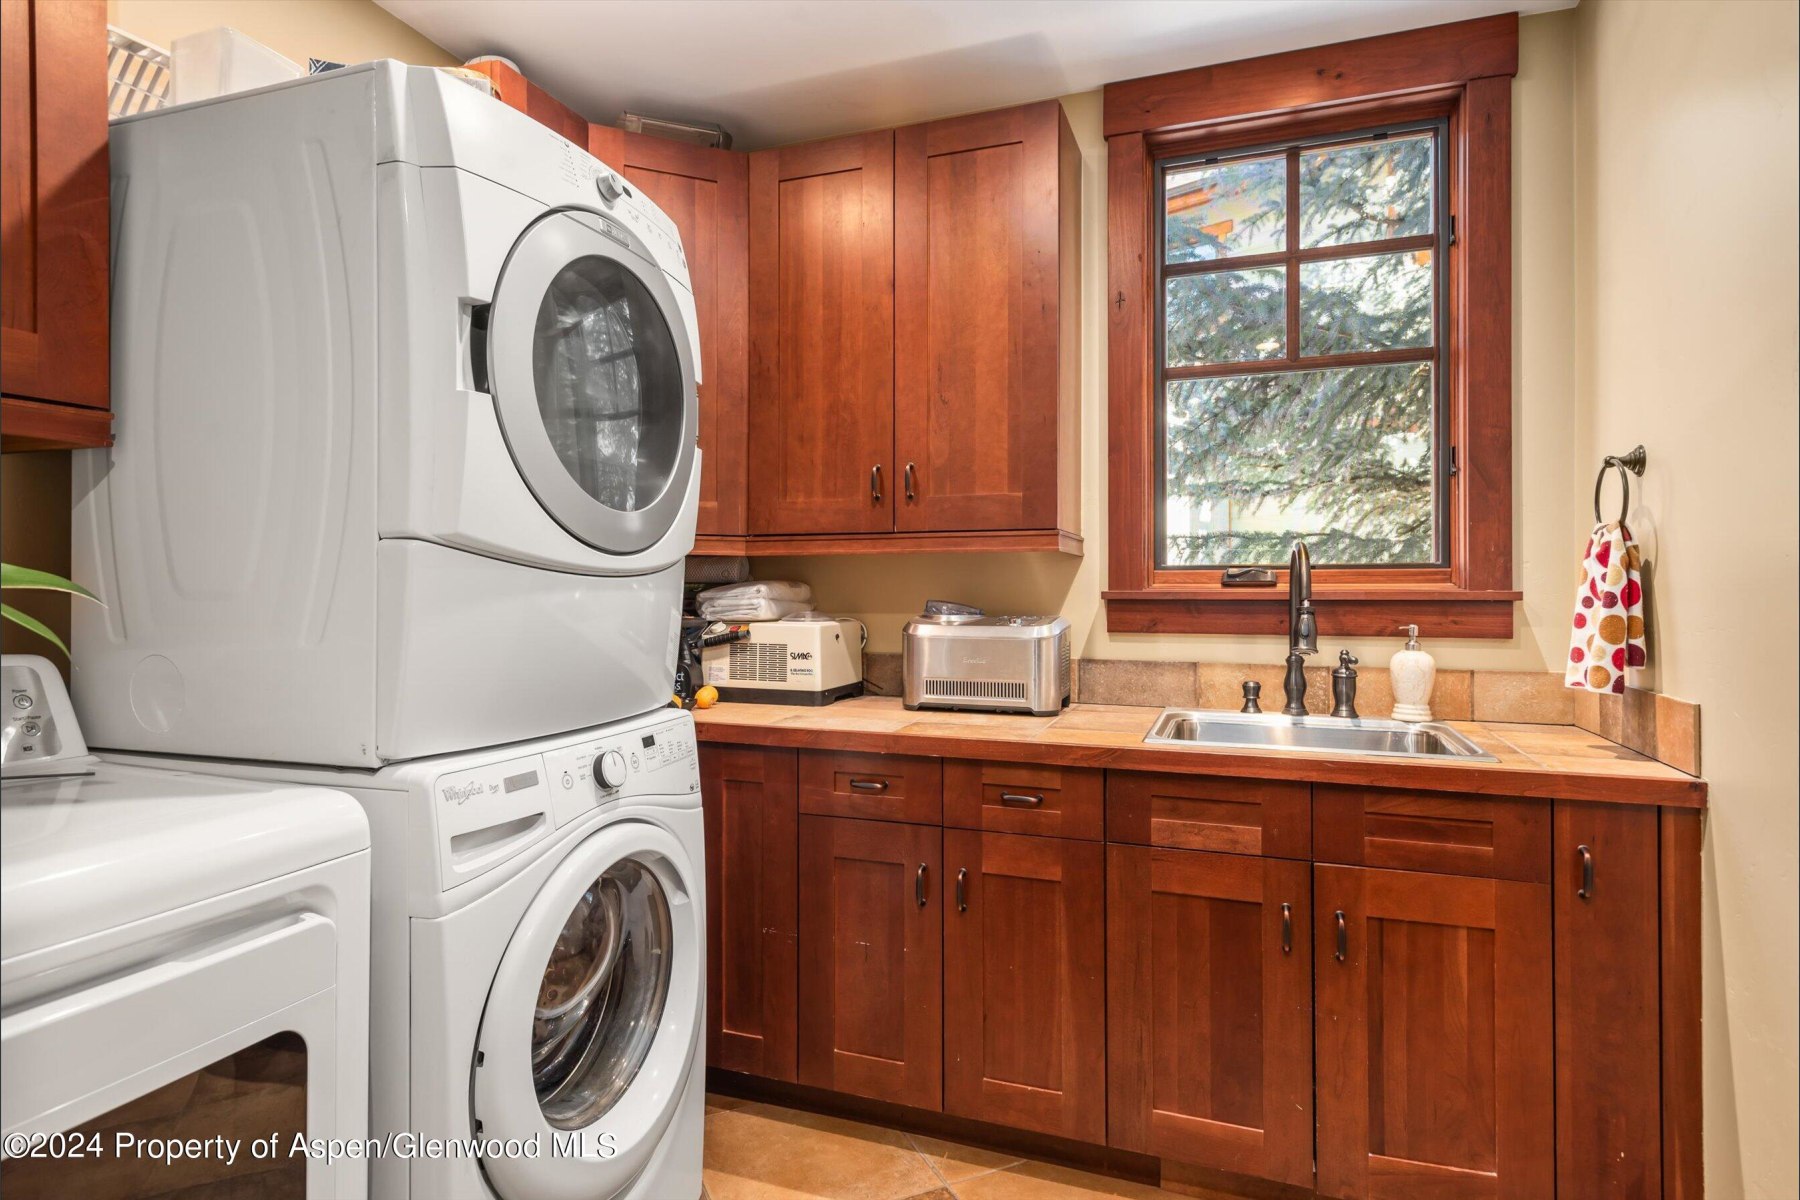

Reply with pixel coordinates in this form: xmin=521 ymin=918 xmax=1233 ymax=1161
xmin=1285 ymin=147 xmax=1300 ymax=363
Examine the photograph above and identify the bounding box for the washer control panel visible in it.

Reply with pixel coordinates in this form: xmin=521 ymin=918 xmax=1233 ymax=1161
xmin=430 ymin=712 xmax=699 ymax=891
xmin=2 ymin=654 xmax=92 ymax=778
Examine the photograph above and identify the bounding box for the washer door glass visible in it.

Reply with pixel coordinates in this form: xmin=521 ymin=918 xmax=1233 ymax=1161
xmin=488 ymin=210 xmax=697 ymax=557
xmin=532 ymin=857 xmax=672 ymax=1130
xmin=533 ymin=258 xmax=684 ymax=515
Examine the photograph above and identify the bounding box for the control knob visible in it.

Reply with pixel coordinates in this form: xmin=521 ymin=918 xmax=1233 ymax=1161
xmin=595 ymin=171 xmax=624 ymax=203
xmin=594 ymin=749 xmax=628 ymax=790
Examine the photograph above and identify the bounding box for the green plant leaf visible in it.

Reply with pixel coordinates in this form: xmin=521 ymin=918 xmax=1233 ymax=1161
xmin=1 ymin=602 xmax=69 ymax=657
xmin=0 ymin=563 xmax=99 ymax=603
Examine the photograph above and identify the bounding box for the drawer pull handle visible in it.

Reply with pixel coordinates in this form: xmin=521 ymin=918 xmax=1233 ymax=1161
xmin=999 ymin=792 xmax=1044 ymax=807
xmin=915 ymin=863 xmax=928 ymax=908
xmin=1334 ymin=910 xmax=1348 ymax=962
xmin=870 ymin=465 xmax=883 ymax=503
xmin=848 ymin=779 xmax=889 ymax=793
xmin=1281 ymin=903 xmax=1293 ymax=954
xmin=956 ymin=868 xmax=968 ymax=912
xmin=1577 ymin=844 xmax=1595 ymax=900
xmin=904 ymin=462 xmax=918 ymax=502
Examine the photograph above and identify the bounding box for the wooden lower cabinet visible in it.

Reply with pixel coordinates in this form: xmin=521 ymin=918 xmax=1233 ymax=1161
xmin=1314 ymin=864 xmax=1554 ymax=1200
xmin=1553 ymin=801 xmax=1664 ymax=1200
xmin=699 ymin=747 xmax=799 ymax=1080
xmin=1107 ymin=844 xmax=1314 ymax=1188
xmin=797 ymin=815 xmax=943 ymax=1109
xmin=943 ymin=830 xmax=1105 ymax=1142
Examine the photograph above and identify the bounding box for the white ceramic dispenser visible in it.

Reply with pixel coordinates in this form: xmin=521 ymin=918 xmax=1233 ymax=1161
xmin=1389 ymin=624 xmax=1436 ymax=722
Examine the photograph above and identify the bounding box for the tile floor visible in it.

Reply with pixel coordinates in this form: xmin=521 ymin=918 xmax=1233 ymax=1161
xmin=702 ymin=1094 xmax=1196 ymax=1200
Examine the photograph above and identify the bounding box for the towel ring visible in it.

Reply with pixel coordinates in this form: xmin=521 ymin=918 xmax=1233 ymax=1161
xmin=1593 ymin=445 xmax=1647 ymax=524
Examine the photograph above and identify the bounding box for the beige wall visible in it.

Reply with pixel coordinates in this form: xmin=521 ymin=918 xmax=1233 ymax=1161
xmin=772 ymin=14 xmax=1587 ymax=672
xmin=107 ymin=0 xmax=455 ymax=68
xmin=1571 ymin=1 xmax=1799 ymax=1194
xmin=0 ymin=0 xmax=452 ymax=660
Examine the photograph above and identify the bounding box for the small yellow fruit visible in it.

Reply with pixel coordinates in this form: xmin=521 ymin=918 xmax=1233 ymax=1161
xmin=669 ymin=693 xmax=687 ymax=709
xmin=694 ymin=685 xmax=720 ymax=709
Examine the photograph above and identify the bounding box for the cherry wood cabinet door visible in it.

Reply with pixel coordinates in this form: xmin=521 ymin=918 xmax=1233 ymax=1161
xmin=893 ymin=101 xmax=1078 ymax=533
xmin=1315 ymin=865 xmax=1553 ymax=1200
xmin=797 ymin=815 xmax=942 ymax=1109
xmin=590 ymin=128 xmax=750 ymax=538
xmin=1552 ymin=802 xmax=1662 ymax=1200
xmin=1 ymin=0 xmax=110 ymax=415
xmin=748 ymin=132 xmax=895 ymax=535
xmin=1107 ymin=845 xmax=1314 ymax=1188
xmin=700 ymin=746 xmax=798 ymax=1080
xmin=943 ymin=830 xmax=1104 ymax=1142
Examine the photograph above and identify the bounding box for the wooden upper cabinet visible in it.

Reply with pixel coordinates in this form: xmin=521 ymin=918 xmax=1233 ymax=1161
xmin=748 ymin=132 xmax=896 ymax=536
xmin=699 ymin=746 xmax=799 ymax=1081
xmin=1314 ymin=864 xmax=1553 ymax=1200
xmin=893 ymin=101 xmax=1080 ymax=535
xmin=1 ymin=0 xmax=112 ymax=450
xmin=589 ymin=128 xmax=750 ymax=538
xmin=797 ymin=814 xmax=942 ymax=1110
xmin=1107 ymin=845 xmax=1314 ymax=1188
xmin=943 ymin=830 xmax=1105 ymax=1143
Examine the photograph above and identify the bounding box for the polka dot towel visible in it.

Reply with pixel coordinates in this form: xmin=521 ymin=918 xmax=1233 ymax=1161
xmin=1564 ymin=521 xmax=1645 ymax=693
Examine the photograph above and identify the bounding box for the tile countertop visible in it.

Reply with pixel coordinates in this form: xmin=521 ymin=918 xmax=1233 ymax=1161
xmin=692 ymin=696 xmax=1707 ymax=808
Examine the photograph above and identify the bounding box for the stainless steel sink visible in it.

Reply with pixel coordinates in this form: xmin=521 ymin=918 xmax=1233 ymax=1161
xmin=1145 ymin=709 xmax=1496 ymax=762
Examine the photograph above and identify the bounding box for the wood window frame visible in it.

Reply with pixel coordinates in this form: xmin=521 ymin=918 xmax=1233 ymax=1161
xmin=1103 ymin=14 xmax=1520 ymax=638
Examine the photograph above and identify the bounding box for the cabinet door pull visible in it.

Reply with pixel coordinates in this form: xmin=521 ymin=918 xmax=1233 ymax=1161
xmin=870 ymin=465 xmax=883 ymax=503
xmin=1281 ymin=903 xmax=1293 ymax=954
xmin=1577 ymin=843 xmax=1595 ymax=900
xmin=1334 ymin=910 xmax=1348 ymax=961
xmin=904 ymin=462 xmax=917 ymax=502
xmin=999 ymin=792 xmax=1044 ymax=807
xmin=915 ymin=863 xmax=928 ymax=908
xmin=955 ymin=868 xmax=968 ymax=912
xmin=848 ymin=779 xmax=889 ymax=793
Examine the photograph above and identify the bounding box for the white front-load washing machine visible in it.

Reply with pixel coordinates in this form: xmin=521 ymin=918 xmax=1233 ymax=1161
xmin=75 ymin=60 xmax=701 ymax=767
xmin=115 ymin=706 xmax=706 ymax=1200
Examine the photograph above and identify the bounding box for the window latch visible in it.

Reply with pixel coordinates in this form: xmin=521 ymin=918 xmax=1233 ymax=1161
xmin=1449 ymin=445 xmax=1460 ymax=477
xmin=1448 ymin=214 xmax=1457 ymax=246
xmin=1222 ymin=567 xmax=1278 ymax=587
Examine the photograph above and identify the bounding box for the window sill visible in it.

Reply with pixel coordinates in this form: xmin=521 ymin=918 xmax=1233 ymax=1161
xmin=1102 ymin=588 xmax=1520 ymax=638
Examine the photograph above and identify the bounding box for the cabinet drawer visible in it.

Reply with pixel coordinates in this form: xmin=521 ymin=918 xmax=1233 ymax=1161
xmin=798 ymin=750 xmax=942 ymax=824
xmin=943 ymin=760 xmax=1102 ymax=840
xmin=1313 ymin=785 xmax=1550 ymax=882
xmin=1105 ymin=772 xmax=1309 ymax=859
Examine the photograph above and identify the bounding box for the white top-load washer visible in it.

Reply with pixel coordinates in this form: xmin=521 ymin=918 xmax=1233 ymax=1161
xmin=1 ymin=762 xmax=370 ymax=1198
xmin=114 ymin=706 xmax=705 ymax=1200
xmin=75 ymin=61 xmax=701 ymax=767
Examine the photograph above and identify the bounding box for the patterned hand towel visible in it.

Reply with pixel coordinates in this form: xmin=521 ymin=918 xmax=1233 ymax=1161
xmin=1565 ymin=522 xmax=1645 ymax=692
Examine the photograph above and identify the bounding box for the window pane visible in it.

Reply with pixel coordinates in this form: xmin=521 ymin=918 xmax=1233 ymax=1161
xmin=1162 ymin=363 xmax=1436 ymax=566
xmin=1165 ymin=155 xmax=1286 ymax=263
xmin=1300 ymin=132 xmax=1433 ymax=248
xmin=1166 ymin=268 xmax=1286 ymax=365
xmin=1300 ymin=250 xmax=1434 ymax=356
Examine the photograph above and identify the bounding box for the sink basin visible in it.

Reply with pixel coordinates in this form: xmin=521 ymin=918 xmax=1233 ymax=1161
xmin=1144 ymin=709 xmax=1496 ymax=762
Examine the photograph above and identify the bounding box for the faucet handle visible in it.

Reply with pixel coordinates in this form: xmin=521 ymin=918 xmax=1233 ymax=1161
xmin=1240 ymin=680 xmax=1263 ymax=714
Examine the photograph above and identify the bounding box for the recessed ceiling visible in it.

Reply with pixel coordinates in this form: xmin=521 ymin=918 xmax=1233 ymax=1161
xmin=377 ymin=0 xmax=1573 ymax=150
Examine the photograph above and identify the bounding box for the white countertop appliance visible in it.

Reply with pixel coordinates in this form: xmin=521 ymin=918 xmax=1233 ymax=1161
xmin=902 ymin=601 xmax=1071 ymax=717
xmin=2 ymin=762 xmax=370 ymax=1198
xmin=77 ymin=60 xmax=700 ymax=767
xmin=109 ymin=708 xmax=705 ymax=1200
xmin=701 ymin=615 xmax=864 ymax=705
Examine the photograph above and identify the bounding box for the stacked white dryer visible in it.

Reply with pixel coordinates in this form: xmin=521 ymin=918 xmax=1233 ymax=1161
xmin=77 ymin=61 xmax=707 ymax=1200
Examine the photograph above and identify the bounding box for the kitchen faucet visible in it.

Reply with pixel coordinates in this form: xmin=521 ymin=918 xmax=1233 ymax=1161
xmin=1282 ymin=541 xmax=1317 ymax=716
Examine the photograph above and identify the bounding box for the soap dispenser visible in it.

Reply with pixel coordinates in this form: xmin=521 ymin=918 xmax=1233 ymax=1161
xmin=1389 ymin=624 xmax=1435 ymax=723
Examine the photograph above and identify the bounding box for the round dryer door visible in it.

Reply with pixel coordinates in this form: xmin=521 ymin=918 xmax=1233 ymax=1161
xmin=488 ymin=209 xmax=697 ymax=556
xmin=472 ymin=820 xmax=701 ymax=1200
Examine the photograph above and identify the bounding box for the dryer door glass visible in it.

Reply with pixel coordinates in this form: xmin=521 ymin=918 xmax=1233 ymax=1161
xmin=533 ymin=257 xmax=684 ymax=514
xmin=531 ymin=856 xmax=673 ymax=1129
xmin=488 ymin=211 xmax=698 ymax=557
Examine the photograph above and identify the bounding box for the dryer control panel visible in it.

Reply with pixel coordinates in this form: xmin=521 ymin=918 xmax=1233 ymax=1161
xmin=430 ymin=712 xmax=698 ymax=892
